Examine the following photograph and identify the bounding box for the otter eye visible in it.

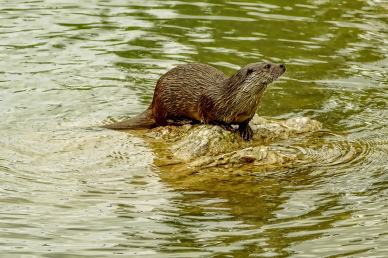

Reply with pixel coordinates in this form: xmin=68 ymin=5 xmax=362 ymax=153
xmin=247 ymin=68 xmax=254 ymax=74
xmin=264 ymin=64 xmax=271 ymax=69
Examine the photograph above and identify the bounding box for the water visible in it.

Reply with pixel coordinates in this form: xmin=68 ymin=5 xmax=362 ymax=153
xmin=0 ymin=0 xmax=387 ymax=257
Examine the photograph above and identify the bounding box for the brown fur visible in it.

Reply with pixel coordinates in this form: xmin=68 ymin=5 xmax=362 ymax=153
xmin=102 ymin=62 xmax=286 ymax=140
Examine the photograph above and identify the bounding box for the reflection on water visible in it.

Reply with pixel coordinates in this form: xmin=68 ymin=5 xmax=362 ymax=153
xmin=0 ymin=0 xmax=387 ymax=257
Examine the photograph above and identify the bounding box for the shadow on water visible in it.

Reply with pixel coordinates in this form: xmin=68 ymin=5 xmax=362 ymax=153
xmin=150 ymin=164 xmax=348 ymax=256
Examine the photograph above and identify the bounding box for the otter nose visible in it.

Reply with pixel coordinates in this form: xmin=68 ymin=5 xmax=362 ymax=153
xmin=279 ymin=64 xmax=286 ymax=70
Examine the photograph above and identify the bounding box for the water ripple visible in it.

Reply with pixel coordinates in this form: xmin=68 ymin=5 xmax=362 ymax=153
xmin=292 ymin=133 xmax=387 ymax=174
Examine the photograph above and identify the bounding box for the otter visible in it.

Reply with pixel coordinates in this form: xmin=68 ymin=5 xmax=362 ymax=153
xmin=102 ymin=62 xmax=285 ymax=140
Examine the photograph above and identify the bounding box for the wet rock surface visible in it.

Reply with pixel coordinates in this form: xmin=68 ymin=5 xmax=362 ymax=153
xmin=143 ymin=115 xmax=322 ymax=170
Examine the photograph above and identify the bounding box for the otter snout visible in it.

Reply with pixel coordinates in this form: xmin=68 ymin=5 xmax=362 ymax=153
xmin=274 ymin=63 xmax=286 ymax=78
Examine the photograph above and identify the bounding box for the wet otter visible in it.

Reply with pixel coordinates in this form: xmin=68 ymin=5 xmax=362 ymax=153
xmin=102 ymin=62 xmax=285 ymax=140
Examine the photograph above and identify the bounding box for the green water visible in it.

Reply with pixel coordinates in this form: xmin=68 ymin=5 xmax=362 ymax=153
xmin=0 ymin=0 xmax=387 ymax=257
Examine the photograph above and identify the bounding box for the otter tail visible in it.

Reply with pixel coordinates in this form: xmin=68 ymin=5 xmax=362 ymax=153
xmin=101 ymin=109 xmax=156 ymax=130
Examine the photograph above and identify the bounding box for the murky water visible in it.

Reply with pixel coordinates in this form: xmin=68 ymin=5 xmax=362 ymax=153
xmin=1 ymin=0 xmax=387 ymax=257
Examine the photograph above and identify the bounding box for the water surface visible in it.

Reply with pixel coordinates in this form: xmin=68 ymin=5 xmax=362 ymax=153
xmin=0 ymin=0 xmax=387 ymax=257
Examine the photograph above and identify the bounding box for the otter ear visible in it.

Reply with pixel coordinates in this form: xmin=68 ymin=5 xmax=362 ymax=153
xmin=247 ymin=68 xmax=254 ymax=75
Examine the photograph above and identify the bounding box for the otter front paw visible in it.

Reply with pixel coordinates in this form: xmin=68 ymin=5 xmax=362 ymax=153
xmin=239 ymin=125 xmax=253 ymax=141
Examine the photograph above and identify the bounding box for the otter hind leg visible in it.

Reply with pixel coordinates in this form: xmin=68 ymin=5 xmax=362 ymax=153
xmin=166 ymin=118 xmax=198 ymax=126
xmin=238 ymin=122 xmax=253 ymax=141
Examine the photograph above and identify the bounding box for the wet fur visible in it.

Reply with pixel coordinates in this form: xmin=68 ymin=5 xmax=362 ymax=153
xmin=103 ymin=62 xmax=285 ymax=140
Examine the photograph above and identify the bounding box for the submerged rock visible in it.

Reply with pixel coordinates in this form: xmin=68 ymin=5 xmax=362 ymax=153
xmin=143 ymin=115 xmax=322 ymax=170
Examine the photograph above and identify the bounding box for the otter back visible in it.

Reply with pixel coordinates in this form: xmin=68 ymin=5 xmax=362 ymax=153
xmin=150 ymin=63 xmax=226 ymax=125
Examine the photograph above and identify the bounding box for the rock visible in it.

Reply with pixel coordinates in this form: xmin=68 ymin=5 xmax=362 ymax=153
xmin=144 ymin=115 xmax=322 ymax=170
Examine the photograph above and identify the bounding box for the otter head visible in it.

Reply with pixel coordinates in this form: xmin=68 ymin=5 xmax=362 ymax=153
xmin=228 ymin=62 xmax=286 ymax=93
xmin=242 ymin=62 xmax=285 ymax=93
